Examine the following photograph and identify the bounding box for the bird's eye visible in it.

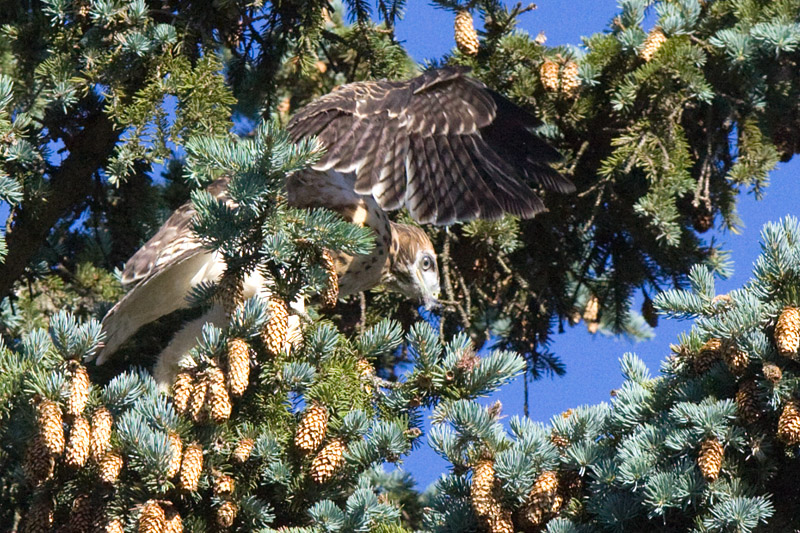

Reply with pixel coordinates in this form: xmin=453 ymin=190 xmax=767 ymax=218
xmin=421 ymin=255 xmax=434 ymax=271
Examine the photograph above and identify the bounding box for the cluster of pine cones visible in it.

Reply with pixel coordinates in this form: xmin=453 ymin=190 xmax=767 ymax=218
xmin=470 ymin=459 xmax=582 ymax=533
xmin=672 ymin=305 xmax=800 ymax=483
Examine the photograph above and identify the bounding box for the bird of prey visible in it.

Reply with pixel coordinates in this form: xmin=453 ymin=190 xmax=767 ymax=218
xmin=94 ymin=66 xmax=573 ymax=384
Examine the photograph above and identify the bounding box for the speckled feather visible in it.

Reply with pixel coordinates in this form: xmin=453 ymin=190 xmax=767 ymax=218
xmin=96 ymin=67 xmax=568 ymax=367
xmin=287 ymin=66 xmax=572 ymax=225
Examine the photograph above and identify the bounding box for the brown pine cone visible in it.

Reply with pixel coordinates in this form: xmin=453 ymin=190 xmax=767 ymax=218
xmin=521 ymin=470 xmax=561 ymax=528
xmin=206 ymin=366 xmax=232 ymax=423
xmin=138 ymin=500 xmax=165 ymax=533
xmin=90 ymin=407 xmax=114 ymax=461
xmin=24 ymin=435 xmax=54 ymax=485
xmin=735 ymin=380 xmax=761 ymax=424
xmin=778 ymin=400 xmax=800 ymax=445
xmin=180 ymin=443 xmax=204 ymax=491
xmin=104 ymin=518 xmax=125 ymax=533
xmin=216 ymin=501 xmax=238 ymax=528
xmin=775 ymin=306 xmax=800 ymax=358
xmin=227 ymin=338 xmax=251 ymax=397
xmin=232 ymin=437 xmax=254 ymax=463
xmin=164 ymin=507 xmax=183 ymax=533
xmin=37 ymin=398 xmax=64 ymax=455
xmin=66 ymin=363 xmax=91 ymax=417
xmin=186 ymin=374 xmax=208 ymax=423
xmin=172 ymin=370 xmax=195 ymax=414
xmin=697 ymin=437 xmax=724 ymax=481
xmin=454 ymin=10 xmax=480 ymax=56
xmin=263 ymin=297 xmax=289 ymax=356
xmin=21 ymin=495 xmax=53 ymax=533
xmin=640 ymin=27 xmax=667 ymax=61
xmin=470 ymin=460 xmax=495 ymax=517
xmin=295 ymin=403 xmax=328 ymax=453
xmin=723 ymin=344 xmax=749 ymax=375
xmin=694 ymin=338 xmax=722 ymax=374
xmin=166 ymin=432 xmax=183 ymax=478
xmin=310 ymin=439 xmax=346 ymax=483
xmin=65 ymin=415 xmax=91 ymax=468
xmin=99 ymin=451 xmax=124 ymax=484
xmin=214 ymin=473 xmax=235 ymax=496
xmin=66 ymin=494 xmax=95 ymax=533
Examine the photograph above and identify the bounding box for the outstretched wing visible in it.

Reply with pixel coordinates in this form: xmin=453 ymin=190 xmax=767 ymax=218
xmin=287 ymin=66 xmax=573 ymax=225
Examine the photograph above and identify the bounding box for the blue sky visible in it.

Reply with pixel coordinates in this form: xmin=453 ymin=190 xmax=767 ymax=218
xmin=393 ymin=0 xmax=800 ymax=488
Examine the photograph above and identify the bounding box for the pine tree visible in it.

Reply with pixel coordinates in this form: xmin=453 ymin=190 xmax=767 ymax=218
xmin=426 ymin=216 xmax=800 ymax=531
xmin=2 ymin=1 xmax=800 ymax=531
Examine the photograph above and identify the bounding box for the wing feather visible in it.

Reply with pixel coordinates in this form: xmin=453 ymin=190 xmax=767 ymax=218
xmin=287 ymin=66 xmax=573 ymax=225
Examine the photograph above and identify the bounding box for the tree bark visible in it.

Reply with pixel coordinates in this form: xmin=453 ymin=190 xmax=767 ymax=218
xmin=0 ymin=111 xmax=121 ymax=299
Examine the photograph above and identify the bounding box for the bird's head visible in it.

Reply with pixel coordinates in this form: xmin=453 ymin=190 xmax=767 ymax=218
xmin=383 ymin=223 xmax=440 ymax=309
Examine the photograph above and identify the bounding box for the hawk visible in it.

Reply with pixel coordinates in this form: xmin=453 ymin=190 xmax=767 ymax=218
xmin=94 ymin=66 xmax=573 ymax=384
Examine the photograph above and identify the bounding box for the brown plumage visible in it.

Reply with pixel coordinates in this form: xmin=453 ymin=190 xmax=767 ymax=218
xmin=95 ymin=67 xmax=571 ymax=385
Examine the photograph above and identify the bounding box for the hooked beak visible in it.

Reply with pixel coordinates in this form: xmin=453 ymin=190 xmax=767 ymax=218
xmin=415 ymin=268 xmax=440 ymax=311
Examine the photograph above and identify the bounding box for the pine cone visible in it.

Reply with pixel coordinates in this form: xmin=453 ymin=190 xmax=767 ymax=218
xmin=723 ymin=344 xmax=749 ymax=375
xmin=736 ymin=380 xmax=761 ymax=424
xmin=167 ymin=432 xmax=183 ymax=478
xmin=763 ymin=362 xmax=783 ymax=383
xmin=486 ymin=507 xmax=514 ymax=533
xmin=311 ymin=438 xmax=346 ymax=483
xmin=640 ymin=27 xmax=667 ymax=61
xmin=105 ymin=518 xmax=125 ymax=533
xmin=694 ymin=338 xmax=722 ymax=374
xmin=214 ymin=473 xmax=235 ymax=496
xmin=227 ymin=338 xmax=251 ymax=397
xmin=541 ymin=58 xmax=580 ymax=95
xmin=641 ymin=297 xmax=658 ymax=328
xmin=206 ymin=366 xmax=232 ymax=423
xmin=263 ymin=297 xmax=289 ymax=356
xmin=180 ymin=443 xmax=203 ymax=491
xmin=99 ymin=451 xmax=124 ymax=484
xmin=550 ymin=430 xmax=570 ymax=449
xmin=139 ymin=500 xmax=165 ymax=533
xmin=693 ymin=204 xmax=714 ymax=233
xmin=186 ymin=373 xmax=208 ymax=423
xmin=216 ymin=273 xmax=244 ymax=315
xmin=540 ymin=59 xmax=560 ymax=92
xmin=164 ymin=508 xmax=183 ymax=533
xmin=697 ymin=437 xmax=723 ymax=481
xmin=321 ymin=249 xmax=339 ymax=307
xmin=216 ymin=501 xmax=238 ymax=528
xmin=90 ymin=407 xmax=114 ymax=461
xmin=172 ymin=370 xmax=195 ymax=414
xmin=356 ymin=358 xmax=374 ymax=394
xmin=67 ymin=494 xmax=95 ymax=533
xmin=37 ymin=398 xmax=64 ymax=455
xmin=778 ymin=400 xmax=800 ymax=445
xmin=24 ymin=435 xmax=54 ymax=485
xmin=454 ymin=10 xmax=480 ymax=56
xmin=65 ymin=415 xmax=91 ymax=468
xmin=66 ymin=363 xmax=90 ymax=417
xmin=295 ymin=403 xmax=328 ymax=453
xmin=561 ymin=61 xmax=581 ymax=95
xmin=775 ymin=306 xmax=800 ymax=358
xmin=232 ymin=437 xmax=254 ymax=463
xmin=21 ymin=496 xmax=53 ymax=533
xmin=470 ymin=460 xmax=495 ymax=517
xmin=521 ymin=471 xmax=561 ymax=528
